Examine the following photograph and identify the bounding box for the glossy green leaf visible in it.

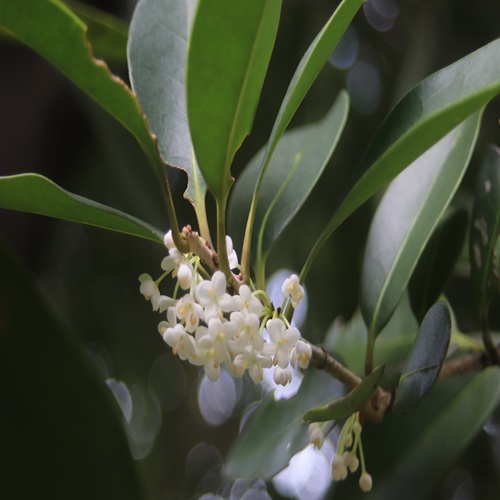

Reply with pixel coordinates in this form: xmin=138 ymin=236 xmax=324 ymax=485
xmin=242 ymin=0 xmax=364 ymax=265
xmin=128 ymin=0 xmax=207 ymax=210
xmin=0 ymin=236 xmax=143 ymax=499
xmin=228 ymin=91 xmax=349 ymax=271
xmin=0 ymin=174 xmax=164 ymax=243
xmin=225 ymin=370 xmax=343 ymax=479
xmin=0 ymin=0 xmax=164 ymax=178
xmin=256 ymin=0 xmax=364 ymax=182
xmin=361 ymin=113 xmax=481 ymax=337
xmin=67 ymin=0 xmax=128 ymax=63
xmin=187 ymin=0 xmax=281 ymax=200
xmin=392 ymin=301 xmax=451 ymax=415
xmin=303 ymin=364 xmax=384 ymax=423
xmin=469 ymin=145 xmax=500 ymax=315
xmin=376 ymin=369 xmax=500 ymax=499
xmin=315 ymin=39 xmax=500 ymax=259
xmin=409 ymin=208 xmax=468 ymax=322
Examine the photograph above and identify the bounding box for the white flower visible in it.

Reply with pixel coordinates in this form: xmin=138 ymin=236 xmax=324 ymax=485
xmin=273 ymin=366 xmax=293 ymax=386
xmin=290 ymin=339 xmax=312 ymax=369
xmin=232 ymin=345 xmax=272 ymax=384
xmin=195 ymin=271 xmax=236 ymax=321
xmin=139 ymin=273 xmax=158 ymax=302
xmin=190 ymin=325 xmax=222 ymax=382
xmin=229 ymin=311 xmax=264 ymax=352
xmin=308 ymin=423 xmax=324 ymax=449
xmin=161 ymin=249 xmax=194 ymax=290
xmin=359 ymin=472 xmax=373 ymax=492
xmin=175 ymin=295 xmax=203 ymax=333
xmin=163 ymin=323 xmax=197 ymax=361
xmin=232 ymin=284 xmax=263 ymax=316
xmin=139 ymin=273 xmax=173 ymax=312
xmin=226 ymin=235 xmax=239 ymax=270
xmin=163 ymin=230 xmax=176 ymax=250
xmin=158 ymin=307 xmax=177 ymax=335
xmin=262 ymin=318 xmax=300 ymax=369
xmin=197 ymin=318 xmax=236 ymax=365
xmin=281 ymin=274 xmax=304 ymax=308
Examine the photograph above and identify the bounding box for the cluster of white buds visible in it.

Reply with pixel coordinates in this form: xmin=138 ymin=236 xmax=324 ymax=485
xmin=331 ymin=412 xmax=373 ymax=493
xmin=139 ymin=231 xmax=312 ymax=386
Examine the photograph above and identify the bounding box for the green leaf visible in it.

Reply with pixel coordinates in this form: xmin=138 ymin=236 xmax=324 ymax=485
xmin=316 ymin=39 xmax=500 ymax=255
xmin=242 ymin=0 xmax=364 ymax=267
xmin=0 ymin=174 xmax=164 ymax=243
xmin=469 ymin=145 xmax=500 ymax=315
xmin=128 ymin=0 xmax=207 ymax=209
xmin=392 ymin=301 xmax=451 ymax=415
xmin=187 ymin=0 xmax=281 ymax=200
xmin=0 ymin=235 xmax=143 ymax=499
xmin=0 ymin=0 xmax=164 ymax=178
xmin=360 ymin=113 xmax=481 ymax=337
xmin=375 ymin=369 xmax=500 ymax=499
xmin=409 ymin=207 xmax=468 ymax=322
xmin=257 ymin=0 xmax=364 ymax=180
xmin=303 ymin=364 xmax=385 ymax=423
xmin=225 ymin=370 xmax=343 ymax=479
xmin=66 ymin=0 xmax=128 ymax=63
xmin=228 ymin=91 xmax=349 ymax=271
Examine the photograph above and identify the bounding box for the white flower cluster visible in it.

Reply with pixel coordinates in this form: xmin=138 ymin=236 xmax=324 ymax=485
xmin=139 ymin=231 xmax=312 ymax=386
xmin=330 ymin=412 xmax=373 ymax=492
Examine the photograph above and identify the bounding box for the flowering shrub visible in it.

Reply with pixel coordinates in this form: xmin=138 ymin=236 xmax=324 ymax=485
xmin=1 ymin=0 xmax=499 ymax=498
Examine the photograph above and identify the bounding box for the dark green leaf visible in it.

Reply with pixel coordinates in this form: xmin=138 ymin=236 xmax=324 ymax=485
xmin=469 ymin=145 xmax=500 ymax=315
xmin=336 ymin=370 xmax=500 ymax=499
xmin=0 ymin=0 xmax=164 ymax=178
xmin=187 ymin=0 xmax=281 ymax=200
xmin=316 ymin=39 xmax=500 ymax=256
xmin=66 ymin=0 xmax=128 ymax=63
xmin=128 ymin=0 xmax=207 ymax=209
xmin=0 ymin=235 xmax=143 ymax=499
xmin=377 ymin=369 xmax=500 ymax=499
xmin=258 ymin=0 xmax=363 ymax=159
xmin=0 ymin=174 xmax=164 ymax=243
xmin=225 ymin=370 xmax=343 ymax=479
xmin=409 ymin=208 xmax=468 ymax=322
xmin=228 ymin=91 xmax=349 ymax=270
xmin=303 ymin=365 xmax=384 ymax=423
xmin=360 ymin=113 xmax=481 ymax=337
xmin=392 ymin=301 xmax=451 ymax=415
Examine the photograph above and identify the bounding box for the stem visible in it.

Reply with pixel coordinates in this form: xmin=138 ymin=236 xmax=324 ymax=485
xmin=193 ymin=197 xmax=213 ymax=249
xmin=480 ymin=314 xmax=499 ymax=364
xmin=163 ymin=173 xmax=189 ymax=253
xmin=364 ymin=332 xmax=375 ymax=375
xmin=241 ymin=195 xmax=258 ymax=284
xmin=216 ymin=196 xmax=231 ymax=283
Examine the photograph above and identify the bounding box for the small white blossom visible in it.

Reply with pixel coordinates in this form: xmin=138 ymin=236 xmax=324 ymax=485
xmin=198 ymin=318 xmax=236 ymax=364
xmin=232 ymin=284 xmax=263 ymax=316
xmin=262 ymin=318 xmax=300 ymax=369
xmin=175 ymin=295 xmax=203 ymax=333
xmin=163 ymin=323 xmax=197 ymax=361
xmin=359 ymin=472 xmax=373 ymax=492
xmin=195 ymin=271 xmax=236 ymax=320
xmin=229 ymin=311 xmax=264 ymax=352
xmin=308 ymin=423 xmax=324 ymax=449
xmin=232 ymin=345 xmax=272 ymax=384
xmin=158 ymin=306 xmax=177 ymax=335
xmin=226 ymin=235 xmax=239 ymax=270
xmin=281 ymin=274 xmax=304 ymax=308
xmin=273 ymin=365 xmax=293 ymax=386
xmin=290 ymin=339 xmax=312 ymax=369
xmin=163 ymin=230 xmax=176 ymax=250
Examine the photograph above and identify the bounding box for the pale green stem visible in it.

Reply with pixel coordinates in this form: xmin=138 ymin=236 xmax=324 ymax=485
xmin=193 ymin=196 xmax=213 ymax=248
xmin=216 ymin=196 xmax=231 ymax=282
xmin=163 ymin=173 xmax=189 ymax=253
